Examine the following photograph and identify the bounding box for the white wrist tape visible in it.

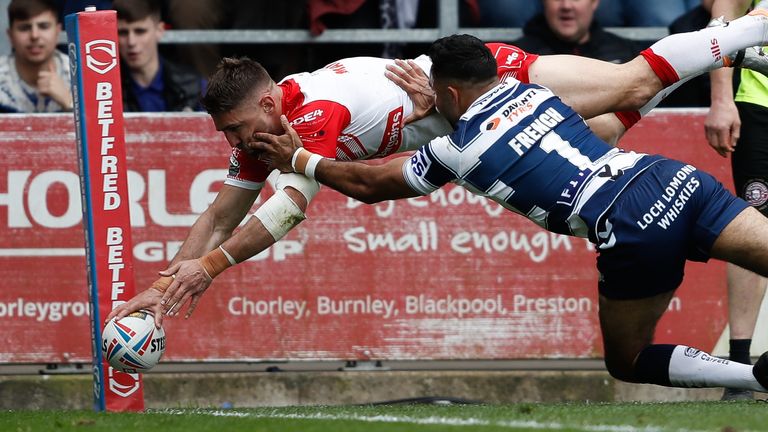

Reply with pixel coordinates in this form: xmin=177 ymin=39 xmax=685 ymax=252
xmin=252 ymin=189 xmax=306 ymax=241
xmin=304 ymin=154 xmax=323 ymax=179
xmin=218 ymin=245 xmax=237 ymax=266
xmin=291 ymin=148 xmax=324 ymax=179
xmin=290 ymin=148 xmax=303 ymax=172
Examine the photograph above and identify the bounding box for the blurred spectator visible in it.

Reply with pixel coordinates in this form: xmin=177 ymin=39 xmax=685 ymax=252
xmin=513 ymin=0 xmax=642 ymax=63
xmin=472 ymin=0 xmax=542 ymax=27
xmin=595 ymin=0 xmax=700 ymax=27
xmin=0 ymin=0 xmax=9 ymax=55
xmin=162 ymin=0 xmax=222 ymax=77
xmin=212 ymin=0 xmax=311 ymax=79
xmin=0 ymin=0 xmax=72 ymax=112
xmin=658 ymin=0 xmax=714 ymax=107
xmin=114 ymin=0 xmax=205 ymax=112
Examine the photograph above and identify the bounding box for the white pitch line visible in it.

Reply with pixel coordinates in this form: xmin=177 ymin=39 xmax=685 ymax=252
xmin=157 ymin=408 xmax=699 ymax=432
xmin=0 ymin=248 xmax=85 ymax=257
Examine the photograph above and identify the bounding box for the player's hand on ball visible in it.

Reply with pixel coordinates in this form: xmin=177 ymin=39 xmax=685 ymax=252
xmin=159 ymin=259 xmax=212 ymax=319
xmin=385 ymin=59 xmax=435 ymax=124
xmin=105 ymin=285 xmax=166 ymax=329
xmin=250 ymin=115 xmax=303 ymax=173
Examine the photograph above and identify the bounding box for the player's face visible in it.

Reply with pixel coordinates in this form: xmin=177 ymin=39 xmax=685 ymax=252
xmin=7 ymin=10 xmax=60 ymax=66
xmin=432 ymin=78 xmax=461 ymax=125
xmin=543 ymin=0 xmax=598 ymax=44
xmin=211 ymin=97 xmax=280 ymax=156
xmin=117 ymin=17 xmax=164 ymax=72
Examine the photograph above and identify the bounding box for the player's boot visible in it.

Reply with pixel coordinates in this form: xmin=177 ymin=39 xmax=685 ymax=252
xmin=721 ymin=387 xmax=754 ymax=401
xmin=716 ymin=5 xmax=768 ymax=76
xmin=726 ymin=46 xmax=768 ymax=76
xmin=751 ymin=351 xmax=768 ymax=393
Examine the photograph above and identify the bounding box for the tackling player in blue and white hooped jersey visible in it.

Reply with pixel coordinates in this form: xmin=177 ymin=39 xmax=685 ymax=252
xmin=403 ymin=77 xmax=661 ymax=244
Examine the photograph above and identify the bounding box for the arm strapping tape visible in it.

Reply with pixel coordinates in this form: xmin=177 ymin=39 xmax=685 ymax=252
xmin=252 ymin=189 xmax=306 ymax=241
xmin=274 ymin=172 xmax=320 ymax=203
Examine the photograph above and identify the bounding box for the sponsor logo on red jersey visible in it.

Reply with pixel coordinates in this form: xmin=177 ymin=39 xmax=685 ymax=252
xmin=492 ymin=45 xmax=527 ymax=72
xmin=374 ymin=107 xmax=403 ymax=157
xmin=290 ymin=109 xmax=325 ymax=126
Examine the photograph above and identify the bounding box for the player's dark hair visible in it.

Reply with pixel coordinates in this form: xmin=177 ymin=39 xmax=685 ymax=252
xmin=202 ymin=57 xmax=273 ymax=115
xmin=8 ymin=0 xmax=58 ymax=25
xmin=427 ymin=34 xmax=497 ymax=86
xmin=113 ymin=0 xmax=161 ymax=22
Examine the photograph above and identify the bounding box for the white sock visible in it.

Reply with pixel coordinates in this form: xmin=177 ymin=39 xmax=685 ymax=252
xmin=668 ymin=345 xmax=765 ymax=391
xmin=643 ymin=13 xmax=768 ymax=85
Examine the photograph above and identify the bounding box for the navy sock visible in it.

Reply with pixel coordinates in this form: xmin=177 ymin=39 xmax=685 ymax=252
xmin=729 ymin=339 xmax=752 ymax=365
xmin=633 ymin=344 xmax=675 ymax=386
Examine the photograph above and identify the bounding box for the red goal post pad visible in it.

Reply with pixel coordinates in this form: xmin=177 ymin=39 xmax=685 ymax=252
xmin=66 ymin=9 xmax=143 ymax=412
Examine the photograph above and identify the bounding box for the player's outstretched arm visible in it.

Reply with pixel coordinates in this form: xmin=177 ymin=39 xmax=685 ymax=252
xmin=105 ymin=184 xmax=259 ymax=327
xmin=159 ymin=171 xmax=319 ymax=320
xmin=252 ymin=115 xmax=418 ymax=204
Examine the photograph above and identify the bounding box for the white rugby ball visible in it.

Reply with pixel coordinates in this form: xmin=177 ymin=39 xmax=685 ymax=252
xmin=102 ymin=310 xmax=165 ymax=373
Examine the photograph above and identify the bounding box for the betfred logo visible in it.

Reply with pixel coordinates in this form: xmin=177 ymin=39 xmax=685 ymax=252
xmin=85 ymin=39 xmax=117 ymax=74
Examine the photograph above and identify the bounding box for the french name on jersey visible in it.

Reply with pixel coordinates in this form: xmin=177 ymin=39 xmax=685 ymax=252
xmin=507 ymin=107 xmax=565 ymax=156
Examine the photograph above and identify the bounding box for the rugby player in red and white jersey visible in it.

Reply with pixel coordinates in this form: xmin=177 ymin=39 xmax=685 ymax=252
xmin=106 ymin=10 xmax=768 ymax=325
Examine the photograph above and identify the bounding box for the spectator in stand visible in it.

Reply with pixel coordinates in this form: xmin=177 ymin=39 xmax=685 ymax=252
xmin=595 ymin=0 xmax=700 ymax=27
xmin=513 ymin=0 xmax=642 ymax=64
xmin=113 ymin=0 xmax=205 ymax=112
xmin=471 ymin=0 xmax=542 ymax=28
xmin=0 ymin=0 xmax=71 ymax=112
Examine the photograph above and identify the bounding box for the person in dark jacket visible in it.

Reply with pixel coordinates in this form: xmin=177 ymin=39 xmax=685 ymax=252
xmin=113 ymin=0 xmax=205 ymax=112
xmin=513 ymin=0 xmax=643 ymax=64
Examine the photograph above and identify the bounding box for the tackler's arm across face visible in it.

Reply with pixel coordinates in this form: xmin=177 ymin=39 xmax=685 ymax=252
xmin=251 ymin=115 xmax=418 ymax=204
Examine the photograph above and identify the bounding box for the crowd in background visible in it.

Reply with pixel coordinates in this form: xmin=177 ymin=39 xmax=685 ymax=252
xmin=0 ymin=0 xmax=722 ymax=112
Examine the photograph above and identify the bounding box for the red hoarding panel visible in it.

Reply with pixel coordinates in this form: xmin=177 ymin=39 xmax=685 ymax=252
xmin=0 ymin=110 xmax=728 ymax=362
xmin=66 ymin=9 xmax=143 ymax=411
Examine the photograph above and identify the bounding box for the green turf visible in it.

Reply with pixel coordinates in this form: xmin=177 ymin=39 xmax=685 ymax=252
xmin=1 ymin=402 xmax=766 ymax=432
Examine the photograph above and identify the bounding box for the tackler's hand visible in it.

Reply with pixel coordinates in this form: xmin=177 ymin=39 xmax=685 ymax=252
xmin=249 ymin=115 xmax=304 ymax=173
xmin=385 ymin=59 xmax=435 ymax=124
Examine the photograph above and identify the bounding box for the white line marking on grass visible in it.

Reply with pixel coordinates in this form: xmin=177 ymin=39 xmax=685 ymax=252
xmin=158 ymin=408 xmax=697 ymax=432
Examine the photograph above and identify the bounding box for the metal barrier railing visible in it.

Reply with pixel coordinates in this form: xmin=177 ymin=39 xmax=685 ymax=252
xmin=57 ymin=0 xmax=669 ymax=45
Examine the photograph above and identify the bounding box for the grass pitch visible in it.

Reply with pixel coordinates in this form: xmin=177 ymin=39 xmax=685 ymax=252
xmin=2 ymin=401 xmax=766 ymax=431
